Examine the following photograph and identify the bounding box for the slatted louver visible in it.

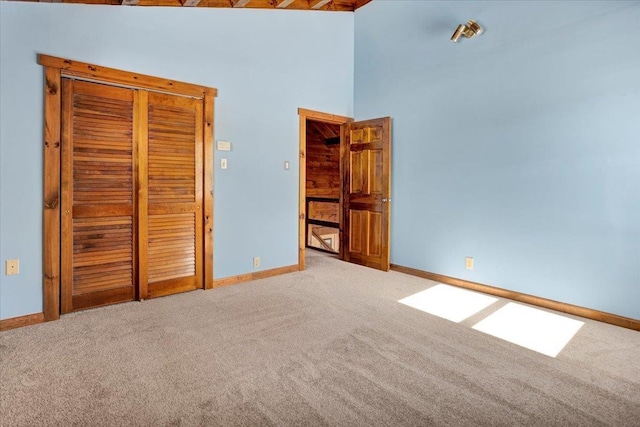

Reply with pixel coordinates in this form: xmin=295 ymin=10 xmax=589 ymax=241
xmin=147 ymin=213 xmax=196 ymax=283
xmin=72 ymin=217 xmax=133 ymax=293
xmin=61 ymin=80 xmax=136 ymax=312
xmin=72 ymin=92 xmax=134 ymax=205
xmin=148 ymin=103 xmax=197 ymax=204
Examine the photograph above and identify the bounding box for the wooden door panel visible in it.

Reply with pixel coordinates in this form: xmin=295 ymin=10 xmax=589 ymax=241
xmin=350 ymin=149 xmax=383 ymax=198
xmin=349 ymin=209 xmax=366 ymax=254
xmin=350 ymin=127 xmax=383 ymax=145
xmin=61 ymin=79 xmax=136 ymax=313
xmin=368 ymin=212 xmax=383 ymax=257
xmin=350 ymin=151 xmax=365 ymax=193
xmin=348 ymin=210 xmax=383 ymax=258
xmin=342 ymin=117 xmax=391 ymax=271
xmin=369 ymin=150 xmax=383 ymax=194
xmin=142 ymin=92 xmax=203 ymax=299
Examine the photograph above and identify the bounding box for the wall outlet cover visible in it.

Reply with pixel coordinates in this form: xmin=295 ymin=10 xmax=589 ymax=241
xmin=465 ymin=257 xmax=474 ymax=270
xmin=5 ymin=259 xmax=19 ymax=275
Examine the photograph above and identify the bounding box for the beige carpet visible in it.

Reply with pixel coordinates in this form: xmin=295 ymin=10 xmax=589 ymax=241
xmin=1 ymin=251 xmax=639 ymax=426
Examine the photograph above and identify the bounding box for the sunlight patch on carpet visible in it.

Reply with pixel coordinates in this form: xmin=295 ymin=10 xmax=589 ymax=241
xmin=472 ymin=302 xmax=584 ymax=357
xmin=398 ymin=284 xmax=499 ymax=322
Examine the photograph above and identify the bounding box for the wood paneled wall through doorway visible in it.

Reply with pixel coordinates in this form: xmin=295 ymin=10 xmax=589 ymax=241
xmin=306 ymin=119 xmax=341 ymax=198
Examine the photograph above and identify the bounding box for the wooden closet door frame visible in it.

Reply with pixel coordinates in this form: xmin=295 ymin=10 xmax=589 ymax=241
xmin=39 ymin=54 xmax=216 ymax=321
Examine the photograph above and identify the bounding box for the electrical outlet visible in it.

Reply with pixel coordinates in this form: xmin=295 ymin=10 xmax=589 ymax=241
xmin=5 ymin=259 xmax=19 ymax=275
xmin=465 ymin=257 xmax=474 ymax=270
xmin=253 ymin=257 xmax=260 ymax=269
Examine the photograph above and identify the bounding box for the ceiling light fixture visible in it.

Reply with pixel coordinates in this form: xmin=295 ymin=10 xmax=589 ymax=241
xmin=451 ymin=20 xmax=484 ymax=43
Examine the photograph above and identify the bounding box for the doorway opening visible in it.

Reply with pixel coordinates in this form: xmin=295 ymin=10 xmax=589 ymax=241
xmin=305 ymin=119 xmax=341 ymax=255
xmin=298 ymin=109 xmax=352 ymax=270
xmin=298 ymin=109 xmax=392 ymax=272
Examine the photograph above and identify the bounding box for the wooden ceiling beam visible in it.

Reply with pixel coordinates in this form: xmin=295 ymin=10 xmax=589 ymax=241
xmin=25 ymin=0 xmax=361 ymax=11
xmin=232 ymin=0 xmax=252 ymax=7
xmin=310 ymin=0 xmax=331 ymax=10
xmin=276 ymin=0 xmax=294 ymax=8
xmin=354 ymin=0 xmax=371 ymax=10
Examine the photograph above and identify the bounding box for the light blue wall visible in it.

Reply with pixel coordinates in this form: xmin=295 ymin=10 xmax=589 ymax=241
xmin=0 ymin=2 xmax=354 ymax=320
xmin=3 ymin=1 xmax=638 ymax=323
xmin=355 ymin=1 xmax=640 ymax=319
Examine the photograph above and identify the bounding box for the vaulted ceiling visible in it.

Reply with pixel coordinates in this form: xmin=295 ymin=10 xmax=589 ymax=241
xmin=19 ymin=0 xmax=372 ymax=12
xmin=307 ymin=120 xmax=340 ymax=142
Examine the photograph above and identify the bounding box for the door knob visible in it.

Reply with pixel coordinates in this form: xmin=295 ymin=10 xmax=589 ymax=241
xmin=382 ymin=198 xmax=391 ymax=203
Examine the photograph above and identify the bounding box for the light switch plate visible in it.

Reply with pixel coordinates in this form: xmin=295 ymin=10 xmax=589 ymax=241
xmin=221 ymin=158 xmax=228 ymax=169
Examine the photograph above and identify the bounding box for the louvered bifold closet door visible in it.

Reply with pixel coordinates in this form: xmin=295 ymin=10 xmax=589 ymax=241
xmin=139 ymin=92 xmax=203 ymax=299
xmin=61 ymin=80 xmax=137 ymax=313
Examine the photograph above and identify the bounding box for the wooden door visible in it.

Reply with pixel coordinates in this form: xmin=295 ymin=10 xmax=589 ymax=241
xmin=341 ymin=117 xmax=391 ymax=271
xmin=61 ymin=79 xmax=137 ymax=312
xmin=140 ymin=92 xmax=204 ymax=298
xmin=61 ymin=81 xmax=205 ymax=311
